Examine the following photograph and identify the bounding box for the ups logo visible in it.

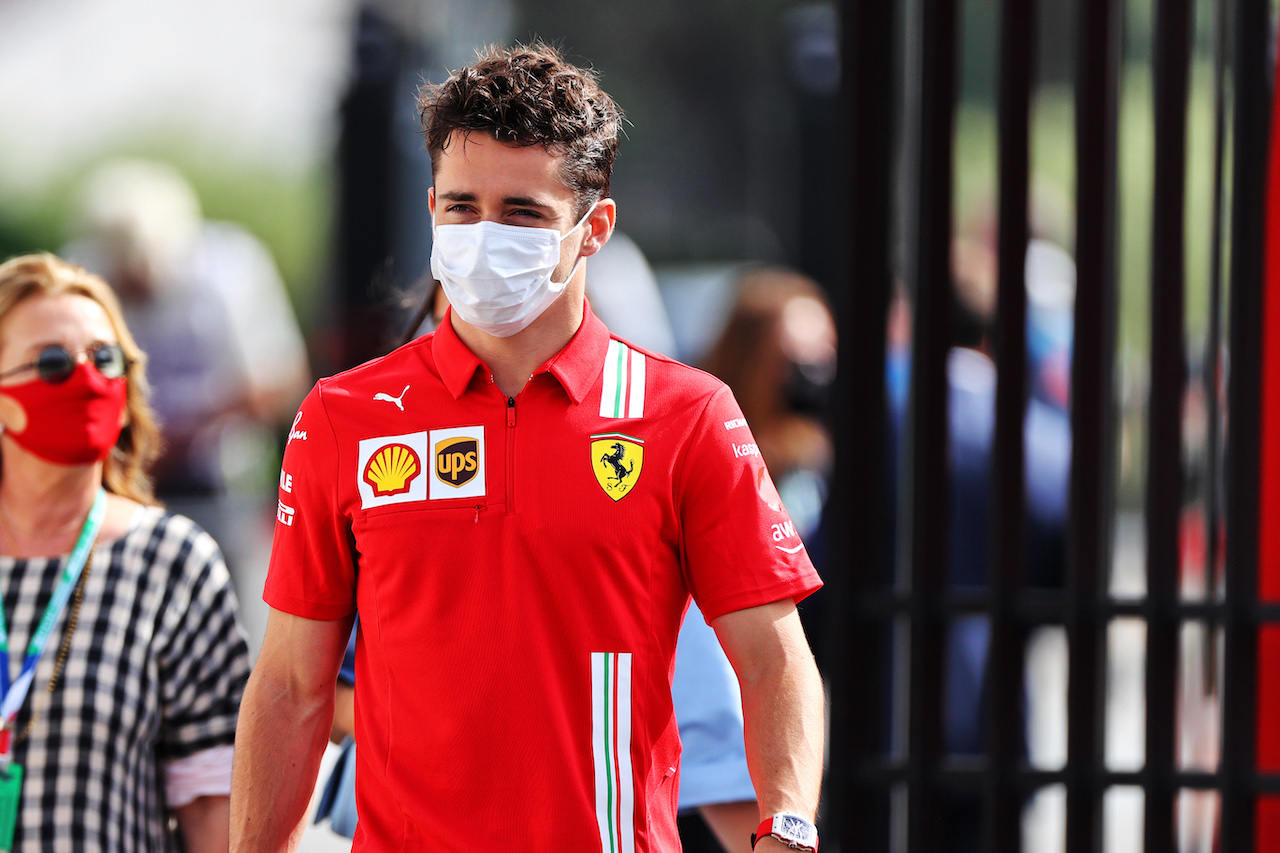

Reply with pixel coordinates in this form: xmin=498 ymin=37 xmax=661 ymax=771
xmin=435 ymin=437 xmax=479 ymax=487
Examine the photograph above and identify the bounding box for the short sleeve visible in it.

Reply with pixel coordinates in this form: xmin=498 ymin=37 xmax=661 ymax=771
xmin=677 ymin=385 xmax=823 ymax=622
xmin=264 ymin=384 xmax=358 ymax=619
xmin=164 ymin=744 xmax=235 ymax=807
xmin=157 ymin=525 xmax=251 ymax=760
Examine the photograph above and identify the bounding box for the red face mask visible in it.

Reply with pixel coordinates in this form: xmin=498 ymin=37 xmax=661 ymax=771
xmin=1 ymin=362 xmax=128 ymax=465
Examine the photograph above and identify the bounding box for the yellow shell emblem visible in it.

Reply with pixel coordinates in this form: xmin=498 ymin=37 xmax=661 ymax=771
xmin=591 ymin=433 xmax=644 ymax=501
xmin=363 ymin=443 xmax=421 ymax=497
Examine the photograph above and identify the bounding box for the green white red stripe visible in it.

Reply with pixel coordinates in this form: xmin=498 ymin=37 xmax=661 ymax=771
xmin=592 ymin=651 xmax=634 ymax=853
xmin=600 ymin=340 xmax=646 ymax=419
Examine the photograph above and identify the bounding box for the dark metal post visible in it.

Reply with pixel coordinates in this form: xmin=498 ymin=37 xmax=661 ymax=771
xmin=824 ymin=0 xmax=895 ymax=848
xmin=1066 ymin=0 xmax=1121 ymax=850
xmin=986 ymin=0 xmax=1034 ymax=849
xmin=333 ymin=7 xmax=405 ymax=373
xmin=1219 ymin=0 xmax=1269 ymax=848
xmin=1145 ymin=0 xmax=1192 ymax=849
xmin=902 ymin=0 xmax=958 ymax=847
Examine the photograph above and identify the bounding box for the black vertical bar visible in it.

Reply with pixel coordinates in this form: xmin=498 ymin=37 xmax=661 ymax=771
xmin=1203 ymin=0 xmax=1231 ymax=609
xmin=825 ymin=0 xmax=894 ymax=848
xmin=903 ymin=0 xmax=957 ymax=848
xmin=985 ymin=0 xmax=1034 ymax=848
xmin=1200 ymin=0 xmax=1228 ymax=689
xmin=1145 ymin=1 xmax=1192 ymax=849
xmin=1219 ymin=0 xmax=1268 ymax=847
xmin=1067 ymin=0 xmax=1121 ymax=850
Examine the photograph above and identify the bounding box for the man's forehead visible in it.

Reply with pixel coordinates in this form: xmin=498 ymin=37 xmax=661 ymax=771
xmin=438 ymin=131 xmax=560 ymax=167
xmin=433 ymin=132 xmax=576 ymax=204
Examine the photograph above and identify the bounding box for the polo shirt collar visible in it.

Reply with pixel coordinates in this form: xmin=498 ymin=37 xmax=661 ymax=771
xmin=432 ymin=301 xmax=612 ymax=405
xmin=545 ymin=302 xmax=611 ymax=404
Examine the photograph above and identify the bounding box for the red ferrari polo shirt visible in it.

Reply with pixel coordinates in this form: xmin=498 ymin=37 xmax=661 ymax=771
xmin=265 ymin=303 xmax=821 ymax=852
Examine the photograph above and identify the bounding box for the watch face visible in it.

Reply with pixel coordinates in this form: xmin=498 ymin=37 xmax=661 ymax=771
xmin=778 ymin=814 xmax=816 ymax=844
xmin=780 ymin=816 xmax=804 ymax=838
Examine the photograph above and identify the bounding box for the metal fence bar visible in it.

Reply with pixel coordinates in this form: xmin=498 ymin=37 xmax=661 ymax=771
xmin=824 ymin=0 xmax=896 ymax=847
xmin=1220 ymin=0 xmax=1270 ymax=847
xmin=1066 ymin=0 xmax=1122 ymax=849
xmin=857 ymin=760 xmax=1280 ymax=790
xmin=986 ymin=0 xmax=1035 ymax=848
xmin=1145 ymin=0 xmax=1193 ymax=848
xmin=1201 ymin=0 xmax=1229 ymax=663
xmin=902 ymin=0 xmax=958 ymax=846
xmin=852 ymin=591 xmax=1280 ymax=622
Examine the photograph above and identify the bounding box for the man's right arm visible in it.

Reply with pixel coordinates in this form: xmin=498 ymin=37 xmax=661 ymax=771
xmin=231 ymin=607 xmax=354 ymax=852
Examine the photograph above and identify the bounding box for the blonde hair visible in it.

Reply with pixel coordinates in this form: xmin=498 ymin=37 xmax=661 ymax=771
xmin=0 ymin=253 xmax=162 ymax=506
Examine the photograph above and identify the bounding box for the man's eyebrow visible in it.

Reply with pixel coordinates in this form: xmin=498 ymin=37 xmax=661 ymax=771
xmin=437 ymin=191 xmax=555 ymax=210
xmin=502 ymin=195 xmax=554 ymax=209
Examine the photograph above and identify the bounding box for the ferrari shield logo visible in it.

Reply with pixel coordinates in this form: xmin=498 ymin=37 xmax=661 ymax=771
xmin=592 ymin=433 xmax=644 ymax=501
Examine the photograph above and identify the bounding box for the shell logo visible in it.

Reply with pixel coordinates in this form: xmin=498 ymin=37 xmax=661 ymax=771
xmin=363 ymin=443 xmax=421 ymax=497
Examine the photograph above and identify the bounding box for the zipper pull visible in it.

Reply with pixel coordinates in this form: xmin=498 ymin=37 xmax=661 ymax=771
xmin=507 ymin=396 xmax=516 ymax=427
xmin=474 ymin=505 xmax=481 ymax=524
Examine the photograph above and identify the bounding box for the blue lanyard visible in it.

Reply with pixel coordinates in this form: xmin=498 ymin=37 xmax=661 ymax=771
xmin=0 ymin=490 xmax=105 ymax=729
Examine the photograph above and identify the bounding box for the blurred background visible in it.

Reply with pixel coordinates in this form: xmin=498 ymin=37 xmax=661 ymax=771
xmin=0 ymin=0 xmax=1268 ymax=850
xmin=0 ymin=0 xmax=848 ymax=368
xmin=0 ymin=0 xmax=850 ymax=714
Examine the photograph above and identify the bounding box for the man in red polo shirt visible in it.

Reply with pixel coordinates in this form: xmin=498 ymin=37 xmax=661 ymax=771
xmin=231 ymin=43 xmax=824 ymax=853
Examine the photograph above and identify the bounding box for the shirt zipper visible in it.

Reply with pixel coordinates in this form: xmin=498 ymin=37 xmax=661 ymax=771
xmin=506 ymin=395 xmax=516 ymax=515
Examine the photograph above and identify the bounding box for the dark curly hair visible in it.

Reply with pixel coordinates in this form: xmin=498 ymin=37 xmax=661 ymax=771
xmin=418 ymin=42 xmax=623 ymax=217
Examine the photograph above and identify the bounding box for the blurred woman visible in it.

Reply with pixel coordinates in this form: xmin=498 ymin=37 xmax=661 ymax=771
xmin=701 ymin=266 xmax=836 ymax=542
xmin=0 ymin=253 xmax=249 ymax=851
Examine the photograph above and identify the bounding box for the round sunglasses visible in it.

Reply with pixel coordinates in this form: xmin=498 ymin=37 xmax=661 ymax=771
xmin=0 ymin=343 xmax=130 ymax=384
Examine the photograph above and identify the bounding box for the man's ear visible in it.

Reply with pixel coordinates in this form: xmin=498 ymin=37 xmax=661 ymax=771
xmin=428 ymin=187 xmax=436 ymax=218
xmin=579 ymin=198 xmax=617 ymax=258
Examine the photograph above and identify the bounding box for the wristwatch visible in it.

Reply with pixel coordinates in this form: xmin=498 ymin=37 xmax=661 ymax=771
xmin=751 ymin=812 xmax=819 ymax=851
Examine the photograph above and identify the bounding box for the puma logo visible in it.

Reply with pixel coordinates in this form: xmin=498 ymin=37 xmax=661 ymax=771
xmin=374 ymin=385 xmax=410 ymax=411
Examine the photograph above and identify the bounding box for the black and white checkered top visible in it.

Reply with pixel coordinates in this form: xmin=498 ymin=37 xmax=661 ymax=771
xmin=0 ymin=506 xmax=250 ymax=851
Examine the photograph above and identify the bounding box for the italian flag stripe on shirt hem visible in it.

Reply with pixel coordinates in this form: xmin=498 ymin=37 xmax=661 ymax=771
xmin=592 ymin=651 xmax=634 ymax=852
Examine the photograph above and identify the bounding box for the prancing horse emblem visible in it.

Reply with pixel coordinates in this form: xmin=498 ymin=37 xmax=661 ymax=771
xmin=600 ymin=443 xmax=633 ymax=485
xmin=590 ymin=433 xmax=644 ymax=501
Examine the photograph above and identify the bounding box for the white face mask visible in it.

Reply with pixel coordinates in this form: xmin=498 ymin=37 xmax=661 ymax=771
xmin=430 ymin=204 xmax=596 ymax=338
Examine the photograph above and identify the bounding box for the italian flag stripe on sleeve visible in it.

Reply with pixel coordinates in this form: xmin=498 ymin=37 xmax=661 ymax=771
xmin=592 ymin=651 xmax=635 ymax=853
xmin=600 ymin=341 xmax=646 ymax=419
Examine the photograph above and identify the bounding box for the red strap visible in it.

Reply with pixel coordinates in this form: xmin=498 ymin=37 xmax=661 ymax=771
xmin=752 ymin=815 xmax=819 ymax=851
xmin=753 ymin=817 xmax=772 ymax=849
